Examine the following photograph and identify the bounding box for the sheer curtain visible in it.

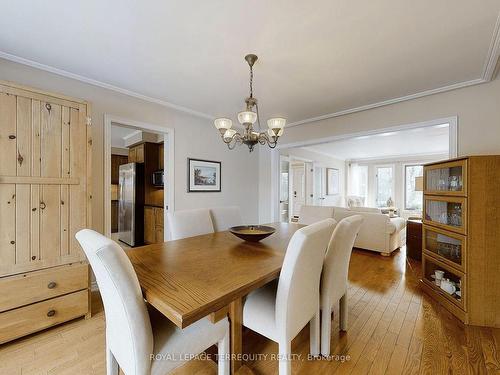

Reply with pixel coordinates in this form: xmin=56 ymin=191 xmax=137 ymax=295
xmin=347 ymin=163 xmax=368 ymax=205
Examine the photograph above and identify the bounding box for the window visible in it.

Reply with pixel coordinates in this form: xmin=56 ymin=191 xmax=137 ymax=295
xmin=349 ymin=164 xmax=368 ymax=200
xmin=376 ymin=166 xmax=393 ymax=207
xmin=405 ymin=165 xmax=423 ymax=210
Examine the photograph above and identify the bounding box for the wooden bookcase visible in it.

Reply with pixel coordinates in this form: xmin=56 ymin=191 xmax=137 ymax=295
xmin=421 ymin=156 xmax=500 ymax=327
xmin=0 ymin=81 xmax=91 ymax=343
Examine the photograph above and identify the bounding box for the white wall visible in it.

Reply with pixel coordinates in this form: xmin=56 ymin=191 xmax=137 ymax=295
xmin=0 ymin=58 xmax=260 ymax=232
xmin=280 ymin=147 xmax=346 ymax=207
xmin=259 ymin=76 xmax=500 ymax=222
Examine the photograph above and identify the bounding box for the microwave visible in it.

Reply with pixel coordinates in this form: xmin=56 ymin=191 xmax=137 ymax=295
xmin=152 ymin=170 xmax=164 ymax=187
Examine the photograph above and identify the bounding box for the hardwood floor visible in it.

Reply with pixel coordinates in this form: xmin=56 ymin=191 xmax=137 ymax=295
xmin=1 ymin=247 xmax=499 ymax=375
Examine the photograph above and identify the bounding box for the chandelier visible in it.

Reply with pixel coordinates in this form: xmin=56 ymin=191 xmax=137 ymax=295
xmin=213 ymin=54 xmax=286 ymax=152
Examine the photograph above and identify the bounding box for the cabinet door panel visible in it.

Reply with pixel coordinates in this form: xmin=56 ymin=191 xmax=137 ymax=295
xmin=155 ymin=227 xmax=164 ymax=244
xmin=0 ymin=185 xmax=16 ymax=268
xmin=0 ymin=93 xmax=17 ymax=176
xmin=61 ymin=107 xmax=70 ymax=177
xmin=40 ymin=185 xmax=61 ymax=261
xmin=135 ymin=144 xmax=144 ymax=163
xmin=60 ymin=185 xmax=69 ymax=256
xmin=16 ymin=97 xmax=32 ymax=176
xmin=128 ymin=148 xmax=136 ymax=163
xmin=41 ymin=102 xmax=62 ymax=178
xmin=15 ymin=185 xmax=31 ymax=266
xmin=30 ymin=185 xmax=40 ymax=262
xmin=31 ymin=100 xmax=41 ymax=177
xmin=144 ymin=207 xmax=155 ymax=244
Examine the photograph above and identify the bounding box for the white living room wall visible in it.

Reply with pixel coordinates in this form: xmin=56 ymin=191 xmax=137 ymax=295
xmin=280 ymin=147 xmax=346 ymax=207
xmin=259 ymin=76 xmax=500 ymax=223
xmin=0 ymin=58 xmax=260 ymax=233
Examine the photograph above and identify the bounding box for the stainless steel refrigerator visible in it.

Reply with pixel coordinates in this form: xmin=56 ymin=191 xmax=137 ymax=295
xmin=118 ymin=163 xmax=144 ymax=247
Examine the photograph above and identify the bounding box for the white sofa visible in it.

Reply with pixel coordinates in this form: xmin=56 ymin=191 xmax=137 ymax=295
xmin=298 ymin=205 xmax=406 ymax=256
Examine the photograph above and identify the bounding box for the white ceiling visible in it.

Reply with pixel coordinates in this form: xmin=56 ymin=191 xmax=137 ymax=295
xmin=111 ymin=124 xmax=140 ymax=149
xmin=0 ymin=1 xmax=499 ymax=124
xmin=301 ymin=124 xmax=449 ymax=160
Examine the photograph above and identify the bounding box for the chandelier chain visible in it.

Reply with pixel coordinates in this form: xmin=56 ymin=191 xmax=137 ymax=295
xmin=249 ymin=64 xmax=253 ymax=98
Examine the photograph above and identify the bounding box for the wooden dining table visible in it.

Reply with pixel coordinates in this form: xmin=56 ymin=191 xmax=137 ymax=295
xmin=126 ymin=222 xmax=303 ymax=374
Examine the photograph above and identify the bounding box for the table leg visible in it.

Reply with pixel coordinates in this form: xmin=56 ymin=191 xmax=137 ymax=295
xmin=229 ymin=298 xmax=243 ymax=375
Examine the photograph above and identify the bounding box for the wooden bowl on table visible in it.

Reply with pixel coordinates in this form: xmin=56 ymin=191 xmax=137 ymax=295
xmin=229 ymin=225 xmax=276 ymax=242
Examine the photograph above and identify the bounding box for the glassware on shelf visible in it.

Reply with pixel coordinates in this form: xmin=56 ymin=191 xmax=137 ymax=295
xmin=425 ymin=164 xmax=464 ymax=193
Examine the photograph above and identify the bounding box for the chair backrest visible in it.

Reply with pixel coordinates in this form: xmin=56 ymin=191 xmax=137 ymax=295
xmin=210 ymin=206 xmax=242 ymax=232
xmin=75 ymin=229 xmax=152 ymax=375
xmin=167 ymin=208 xmax=214 ymax=240
xmin=298 ymin=205 xmax=335 ymax=225
xmin=321 ymin=215 xmax=363 ymax=307
xmin=275 ymin=218 xmax=336 ymax=340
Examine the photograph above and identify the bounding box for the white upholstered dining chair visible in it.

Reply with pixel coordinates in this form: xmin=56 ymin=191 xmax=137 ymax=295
xmin=320 ymin=215 xmax=363 ymax=357
xmin=297 ymin=205 xmax=335 ymax=225
xmin=76 ymin=229 xmax=230 ymax=375
xmin=167 ymin=208 xmax=214 ymax=240
xmin=210 ymin=206 xmax=242 ymax=232
xmin=242 ymin=219 xmax=336 ymax=375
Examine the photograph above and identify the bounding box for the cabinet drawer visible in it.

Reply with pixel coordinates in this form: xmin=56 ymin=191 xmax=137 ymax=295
xmin=0 ymin=263 xmax=88 ymax=312
xmin=0 ymin=289 xmax=88 ymax=344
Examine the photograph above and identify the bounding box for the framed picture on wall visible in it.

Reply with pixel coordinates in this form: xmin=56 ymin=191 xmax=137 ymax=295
xmin=188 ymin=158 xmax=221 ymax=192
xmin=326 ymin=168 xmax=339 ymax=195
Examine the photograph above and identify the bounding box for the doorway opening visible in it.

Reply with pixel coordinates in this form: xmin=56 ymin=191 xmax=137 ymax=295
xmin=103 ymin=115 xmax=174 ymax=247
xmin=274 ymin=117 xmax=457 ymax=222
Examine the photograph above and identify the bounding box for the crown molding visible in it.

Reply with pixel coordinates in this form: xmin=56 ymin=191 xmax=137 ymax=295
xmin=482 ymin=13 xmax=500 ymax=81
xmin=285 ymin=78 xmax=485 ymax=128
xmin=0 ymin=51 xmax=215 ymax=120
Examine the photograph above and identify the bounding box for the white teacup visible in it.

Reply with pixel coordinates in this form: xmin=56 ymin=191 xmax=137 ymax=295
xmin=435 ymin=270 xmax=444 ymax=280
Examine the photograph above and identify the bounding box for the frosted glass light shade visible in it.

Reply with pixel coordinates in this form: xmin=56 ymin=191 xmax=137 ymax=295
xmin=214 ymin=118 xmax=233 ymax=130
xmin=267 ymin=128 xmax=283 ymax=138
xmin=237 ymin=111 xmax=257 ymax=124
xmin=267 ymin=117 xmax=286 ymax=130
xmin=223 ymin=129 xmax=237 ymax=141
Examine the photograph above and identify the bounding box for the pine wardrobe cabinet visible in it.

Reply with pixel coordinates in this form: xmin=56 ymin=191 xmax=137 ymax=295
xmin=0 ymin=81 xmax=92 ymax=343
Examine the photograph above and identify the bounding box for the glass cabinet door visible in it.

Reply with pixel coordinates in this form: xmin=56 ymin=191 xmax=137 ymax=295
xmin=424 ymin=159 xmax=467 ymax=196
xmin=423 ymin=226 xmax=465 ymax=271
xmin=423 ymin=255 xmax=464 ymax=308
xmin=423 ymin=196 xmax=466 ymax=234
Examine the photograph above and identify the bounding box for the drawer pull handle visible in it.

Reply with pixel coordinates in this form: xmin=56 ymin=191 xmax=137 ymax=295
xmin=40 ymin=201 xmax=46 ymax=210
xmin=47 ymin=310 xmax=56 ymax=317
xmin=47 ymin=281 xmax=57 ymax=289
